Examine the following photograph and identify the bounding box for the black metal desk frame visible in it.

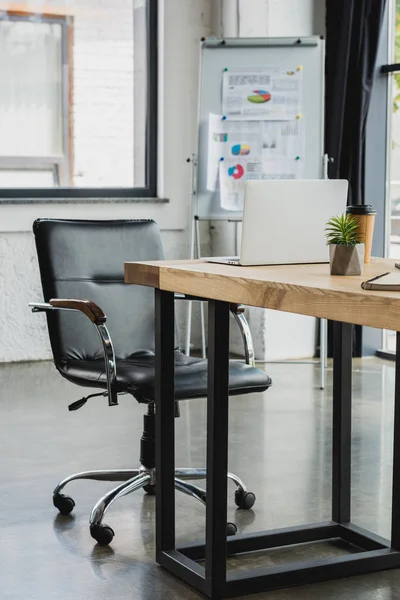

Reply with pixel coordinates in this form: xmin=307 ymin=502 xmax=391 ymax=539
xmin=155 ymin=289 xmax=400 ymax=599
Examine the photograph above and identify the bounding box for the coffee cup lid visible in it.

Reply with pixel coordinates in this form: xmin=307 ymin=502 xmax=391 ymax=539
xmin=346 ymin=205 xmax=376 ymax=215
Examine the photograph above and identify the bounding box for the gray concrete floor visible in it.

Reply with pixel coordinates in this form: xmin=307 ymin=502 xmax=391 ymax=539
xmin=0 ymin=358 xmax=399 ymax=599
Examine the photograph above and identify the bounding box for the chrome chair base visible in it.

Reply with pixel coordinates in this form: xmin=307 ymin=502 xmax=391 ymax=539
xmin=53 ymin=466 xmax=255 ymax=545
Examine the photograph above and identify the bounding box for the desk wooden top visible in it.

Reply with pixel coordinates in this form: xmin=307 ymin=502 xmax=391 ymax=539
xmin=124 ymin=258 xmax=400 ymax=330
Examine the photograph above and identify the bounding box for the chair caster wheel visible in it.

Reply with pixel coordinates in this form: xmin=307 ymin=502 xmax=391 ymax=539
xmin=235 ymin=490 xmax=256 ymax=510
xmin=90 ymin=524 xmax=115 ymax=546
xmin=143 ymin=484 xmax=156 ymax=496
xmin=227 ymin=522 xmax=237 ymax=536
xmin=53 ymin=493 xmax=75 ymax=515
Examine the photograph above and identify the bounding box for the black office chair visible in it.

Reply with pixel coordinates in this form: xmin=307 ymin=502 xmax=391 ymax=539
xmin=30 ymin=219 xmax=272 ymax=546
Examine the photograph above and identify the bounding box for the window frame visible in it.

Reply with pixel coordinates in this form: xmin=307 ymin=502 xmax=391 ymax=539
xmin=364 ymin=0 xmax=391 ymax=356
xmin=0 ymin=0 xmax=158 ymax=200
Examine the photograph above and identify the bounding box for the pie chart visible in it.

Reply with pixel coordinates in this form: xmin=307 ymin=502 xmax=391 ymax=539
xmin=232 ymin=144 xmax=251 ymax=156
xmin=247 ymin=89 xmax=271 ymax=104
xmin=228 ymin=164 xmax=245 ymax=180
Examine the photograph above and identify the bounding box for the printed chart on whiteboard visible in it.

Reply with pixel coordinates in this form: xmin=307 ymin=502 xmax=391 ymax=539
xmin=207 ymin=115 xmax=304 ymax=210
xmin=207 ymin=114 xmax=262 ymax=191
xmin=207 ymin=65 xmax=305 ymax=211
xmin=222 ymin=67 xmax=302 ymax=121
xmin=218 ymin=154 xmax=303 ymax=211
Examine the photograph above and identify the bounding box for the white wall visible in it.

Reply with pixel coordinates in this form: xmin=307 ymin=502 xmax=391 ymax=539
xmin=263 ymin=0 xmax=314 ymax=36
xmin=0 ymin=0 xmax=212 ymax=362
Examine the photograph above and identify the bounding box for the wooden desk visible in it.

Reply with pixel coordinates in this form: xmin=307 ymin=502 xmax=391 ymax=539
xmin=125 ymin=258 xmax=400 ymax=599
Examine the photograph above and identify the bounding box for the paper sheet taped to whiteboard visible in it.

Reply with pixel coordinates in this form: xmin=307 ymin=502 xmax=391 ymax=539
xmin=219 ymin=156 xmax=303 ymax=211
xmin=207 ymin=113 xmax=261 ymax=191
xmin=207 ymin=113 xmax=305 ymax=194
xmin=222 ymin=67 xmax=302 ymax=121
xmin=261 ymin=120 xmax=304 ymax=157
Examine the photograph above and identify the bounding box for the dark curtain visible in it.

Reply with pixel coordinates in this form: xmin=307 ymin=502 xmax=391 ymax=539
xmin=325 ymin=0 xmax=387 ymax=357
xmin=325 ymin=0 xmax=387 ymax=205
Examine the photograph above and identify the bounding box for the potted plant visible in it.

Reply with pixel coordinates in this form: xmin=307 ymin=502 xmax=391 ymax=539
xmin=325 ymin=214 xmax=365 ymax=276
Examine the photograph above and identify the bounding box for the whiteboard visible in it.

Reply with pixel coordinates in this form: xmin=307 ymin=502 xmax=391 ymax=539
xmin=196 ymin=37 xmax=325 ymax=220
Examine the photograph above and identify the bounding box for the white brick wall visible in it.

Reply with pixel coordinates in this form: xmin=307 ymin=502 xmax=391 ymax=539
xmin=72 ymin=0 xmax=135 ymax=187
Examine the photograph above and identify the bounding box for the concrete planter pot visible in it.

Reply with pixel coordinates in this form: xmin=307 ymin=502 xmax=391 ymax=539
xmin=329 ymin=244 xmax=365 ymax=276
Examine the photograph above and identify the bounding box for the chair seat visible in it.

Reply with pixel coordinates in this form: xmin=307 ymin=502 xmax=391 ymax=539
xmin=56 ymin=350 xmax=272 ymax=403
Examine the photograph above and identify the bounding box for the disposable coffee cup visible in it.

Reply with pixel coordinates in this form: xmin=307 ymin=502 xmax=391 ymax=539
xmin=346 ymin=205 xmax=376 ymax=264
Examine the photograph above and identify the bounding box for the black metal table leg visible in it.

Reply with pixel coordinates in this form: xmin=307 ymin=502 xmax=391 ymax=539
xmin=153 ymin=305 xmax=400 ymax=598
xmin=332 ymin=321 xmax=352 ymax=524
xmin=391 ymin=331 xmax=400 ymax=549
xmin=205 ymin=300 xmax=231 ymax=598
xmin=155 ymin=289 xmax=176 ymax=557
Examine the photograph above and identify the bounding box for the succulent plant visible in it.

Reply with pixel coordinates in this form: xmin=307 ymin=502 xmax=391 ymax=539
xmin=325 ymin=214 xmax=360 ymax=246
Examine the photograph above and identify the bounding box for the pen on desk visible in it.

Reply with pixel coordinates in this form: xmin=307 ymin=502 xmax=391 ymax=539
xmin=395 ymin=262 xmax=400 ymax=270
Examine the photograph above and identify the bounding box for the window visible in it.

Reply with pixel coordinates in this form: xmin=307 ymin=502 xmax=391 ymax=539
xmin=388 ymin=0 xmax=400 ymax=263
xmin=0 ymin=16 xmax=65 ymax=186
xmin=0 ymin=0 xmax=157 ymax=199
xmin=377 ymin=0 xmax=399 ymax=354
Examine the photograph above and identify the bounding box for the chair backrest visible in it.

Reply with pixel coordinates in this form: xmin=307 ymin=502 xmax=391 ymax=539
xmin=33 ymin=219 xmax=165 ymax=363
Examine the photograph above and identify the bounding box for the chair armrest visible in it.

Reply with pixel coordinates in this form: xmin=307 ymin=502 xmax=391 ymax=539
xmin=229 ymin=304 xmax=255 ymax=367
xmin=49 ymin=298 xmax=106 ymax=325
xmin=29 ymin=302 xmax=54 ymax=313
xmin=29 ymin=299 xmax=106 ymax=324
xmin=172 ymin=296 xmax=255 ymax=366
xmin=29 ymin=298 xmax=117 ymax=407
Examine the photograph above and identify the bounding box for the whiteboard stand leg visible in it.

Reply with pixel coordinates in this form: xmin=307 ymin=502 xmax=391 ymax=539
xmin=185 ymin=155 xmax=198 ymax=357
xmin=195 ymin=217 xmax=207 ymax=359
xmin=185 ymin=301 xmax=193 ymax=357
xmin=320 ymin=318 xmax=327 ymax=390
xmin=319 ymin=155 xmax=331 ymax=388
xmin=200 ymin=300 xmax=206 ymax=359
xmin=234 ymin=221 xmax=239 ymax=256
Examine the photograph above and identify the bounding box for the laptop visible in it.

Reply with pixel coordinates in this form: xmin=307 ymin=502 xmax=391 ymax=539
xmin=207 ymin=179 xmax=349 ymax=266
